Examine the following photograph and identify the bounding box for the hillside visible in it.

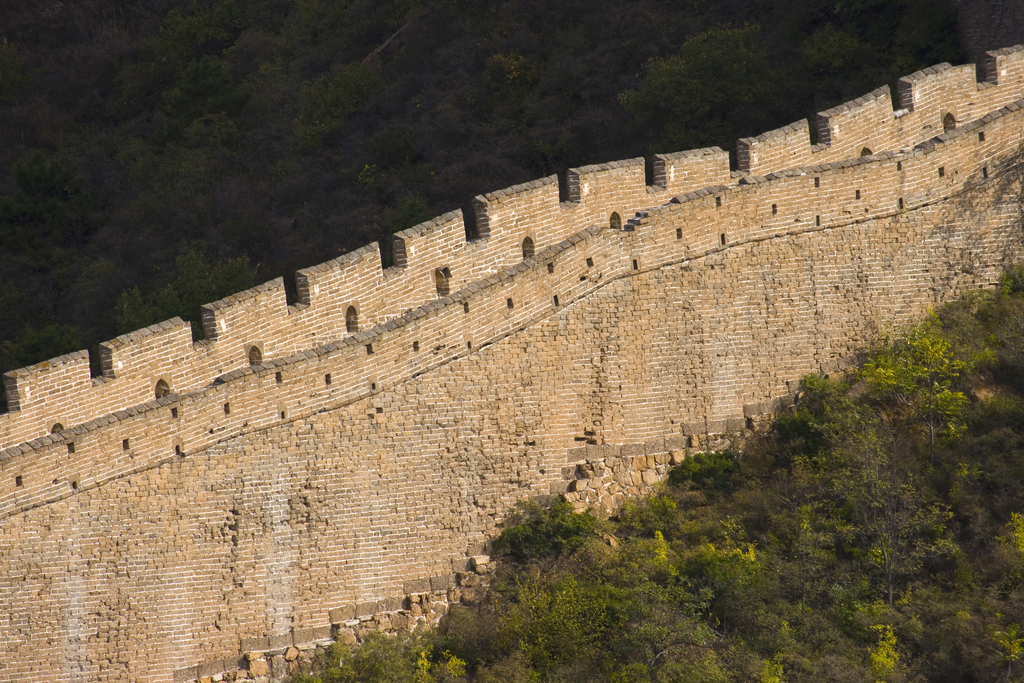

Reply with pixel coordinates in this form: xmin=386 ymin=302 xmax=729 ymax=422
xmin=291 ymin=271 xmax=1024 ymax=683
xmin=0 ymin=0 xmax=970 ymax=409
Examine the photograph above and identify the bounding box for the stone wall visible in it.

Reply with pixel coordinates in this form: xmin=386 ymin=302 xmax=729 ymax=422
xmin=1 ymin=48 xmax=1024 ymax=683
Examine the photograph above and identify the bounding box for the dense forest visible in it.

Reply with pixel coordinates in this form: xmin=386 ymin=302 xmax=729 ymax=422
xmin=291 ymin=269 xmax=1024 ymax=683
xmin=0 ymin=0 xmax=969 ymax=410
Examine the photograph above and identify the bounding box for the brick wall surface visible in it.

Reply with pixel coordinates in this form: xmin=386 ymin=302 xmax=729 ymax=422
xmin=3 ymin=47 xmax=1022 ymax=452
xmin=0 ymin=47 xmax=1023 ymax=682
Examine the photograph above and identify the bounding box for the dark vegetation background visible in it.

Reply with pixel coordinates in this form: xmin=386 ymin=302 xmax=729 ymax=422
xmin=0 ymin=0 xmax=991 ymax=409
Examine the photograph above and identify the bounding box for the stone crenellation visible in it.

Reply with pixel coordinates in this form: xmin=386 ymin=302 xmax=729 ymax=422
xmin=1 ymin=47 xmax=1024 ymax=683
xmin=3 ymin=45 xmax=1022 ymax=453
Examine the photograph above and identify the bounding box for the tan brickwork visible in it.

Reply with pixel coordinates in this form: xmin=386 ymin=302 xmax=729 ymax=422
xmin=738 ymin=46 xmax=1024 ymax=176
xmin=0 ymin=48 xmax=1023 ymax=682
xmin=3 ymin=47 xmax=1022 ymax=451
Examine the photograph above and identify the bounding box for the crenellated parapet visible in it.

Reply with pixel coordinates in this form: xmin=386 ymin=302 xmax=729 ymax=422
xmin=2 ymin=45 xmax=1023 ymax=454
xmin=738 ymin=45 xmax=1024 ymax=176
xmin=652 ymin=147 xmax=732 ymax=197
xmin=3 ymin=88 xmax=1022 ymax=519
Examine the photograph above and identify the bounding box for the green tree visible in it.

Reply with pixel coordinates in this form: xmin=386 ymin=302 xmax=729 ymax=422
xmin=869 ymin=624 xmax=899 ymax=683
xmin=863 ymin=318 xmax=970 ymax=460
xmin=993 ymin=623 xmax=1024 ymax=679
xmin=842 ymin=423 xmax=952 ymax=605
xmin=0 ymin=324 xmax=81 ymax=371
xmin=493 ymin=497 xmax=598 ymax=563
xmin=1 ymin=152 xmax=93 ymax=230
xmin=499 ymin=574 xmax=611 ymax=675
xmin=788 ymin=503 xmax=837 ymax=612
xmin=619 ymin=26 xmax=780 ymax=153
xmin=115 ymin=247 xmax=253 ymax=339
xmin=157 ymin=56 xmax=250 ymax=142
xmin=295 ymin=64 xmax=382 ymax=149
xmin=0 ymin=151 xmax=94 ymax=263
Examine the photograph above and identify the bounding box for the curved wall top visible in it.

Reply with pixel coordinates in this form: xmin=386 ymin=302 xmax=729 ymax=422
xmin=1 ymin=44 xmax=1022 ymax=454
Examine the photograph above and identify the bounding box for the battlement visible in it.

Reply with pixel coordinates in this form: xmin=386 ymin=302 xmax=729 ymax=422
xmin=2 ymin=45 xmax=1023 ymax=454
xmin=652 ymin=146 xmax=731 ymax=197
xmin=3 ymin=90 xmax=1022 ymax=516
xmin=737 ymin=45 xmax=1024 ymax=176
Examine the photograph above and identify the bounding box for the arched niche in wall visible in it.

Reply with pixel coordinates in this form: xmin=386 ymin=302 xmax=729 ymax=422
xmin=154 ymin=378 xmax=171 ymax=399
xmin=434 ymin=267 xmax=451 ymax=297
xmin=860 ymin=147 xmax=873 ymax=157
xmin=247 ymin=345 xmax=263 ymax=366
xmin=521 ymin=236 xmax=535 ymax=260
xmin=609 ymin=212 xmax=622 ymax=231
xmin=49 ymin=422 xmax=65 ymax=434
xmin=346 ymin=306 xmax=359 ymax=333
xmin=943 ymin=112 xmax=956 ymax=132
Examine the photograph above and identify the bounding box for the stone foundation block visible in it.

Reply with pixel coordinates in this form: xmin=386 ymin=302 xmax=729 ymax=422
xmin=268 ymin=633 xmax=293 ymax=650
xmin=240 ymin=636 xmax=270 ymax=652
xmin=403 ymin=579 xmax=430 ymax=595
xmin=329 ymin=605 xmax=355 ymax=624
xmin=429 ymin=574 xmax=454 ymax=591
xmin=173 ymin=666 xmax=199 ymax=683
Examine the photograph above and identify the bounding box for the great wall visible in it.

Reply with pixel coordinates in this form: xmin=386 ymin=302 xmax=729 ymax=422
xmin=1 ymin=46 xmax=1024 ymax=682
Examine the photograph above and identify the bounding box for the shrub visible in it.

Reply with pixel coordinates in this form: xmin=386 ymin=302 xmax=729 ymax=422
xmin=493 ymin=497 xmax=598 ymax=563
xmin=668 ymin=450 xmax=741 ymax=492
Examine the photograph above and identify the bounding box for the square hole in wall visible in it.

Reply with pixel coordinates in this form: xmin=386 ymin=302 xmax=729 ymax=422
xmin=67 ymin=442 xmax=75 ymax=454
xmin=547 ymin=262 xmax=555 ymax=274
xmin=325 ymin=373 xmax=332 ymax=386
xmin=938 ymin=166 xmax=945 ymax=178
xmin=376 ymin=407 xmax=383 ymax=414
xmin=771 ymin=203 xmax=777 ymax=215
xmin=467 ymin=341 xmax=473 ymax=350
xmin=855 ymin=189 xmax=861 ymax=199
xmin=898 ymin=198 xmax=904 ymax=209
xmin=122 ymin=438 xmax=130 ymax=451
xmin=275 ymin=371 xmax=282 ymax=385
xmin=71 ymin=480 xmax=79 ymax=490
xmin=175 ymin=444 xmax=182 ymax=455
xmin=815 ymin=216 xmax=821 ymax=227
xmin=507 ymin=298 xmax=514 ymax=309
xmin=224 ymin=403 xmax=230 ymax=415
xmin=413 ymin=340 xmax=420 ymax=351
xmin=632 ymin=259 xmax=639 ymax=270
xmin=814 ymin=177 xmax=820 ymax=188
xmin=15 ymin=475 xmax=23 ymax=487
xmin=676 ymin=228 xmax=682 ymax=240
xmin=366 ymin=343 xmax=374 ymax=355
xmin=897 ymin=161 xmax=903 ymax=171
xmin=979 ymin=132 xmax=986 ymax=142
xmin=586 ymin=257 xmax=593 ymax=268
xmin=463 ymin=302 xmax=470 ymax=313
xmin=720 ymin=233 xmax=726 ymax=245
xmin=171 ymin=407 xmax=178 ymax=419
xmin=280 ymin=410 xmax=286 ymax=420
xmin=370 ymin=381 xmax=377 ymax=391
xmin=553 ymin=295 xmax=560 ymax=307
xmin=715 ymin=196 xmax=722 ymax=207
xmin=982 ymin=166 xmax=989 ymax=179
